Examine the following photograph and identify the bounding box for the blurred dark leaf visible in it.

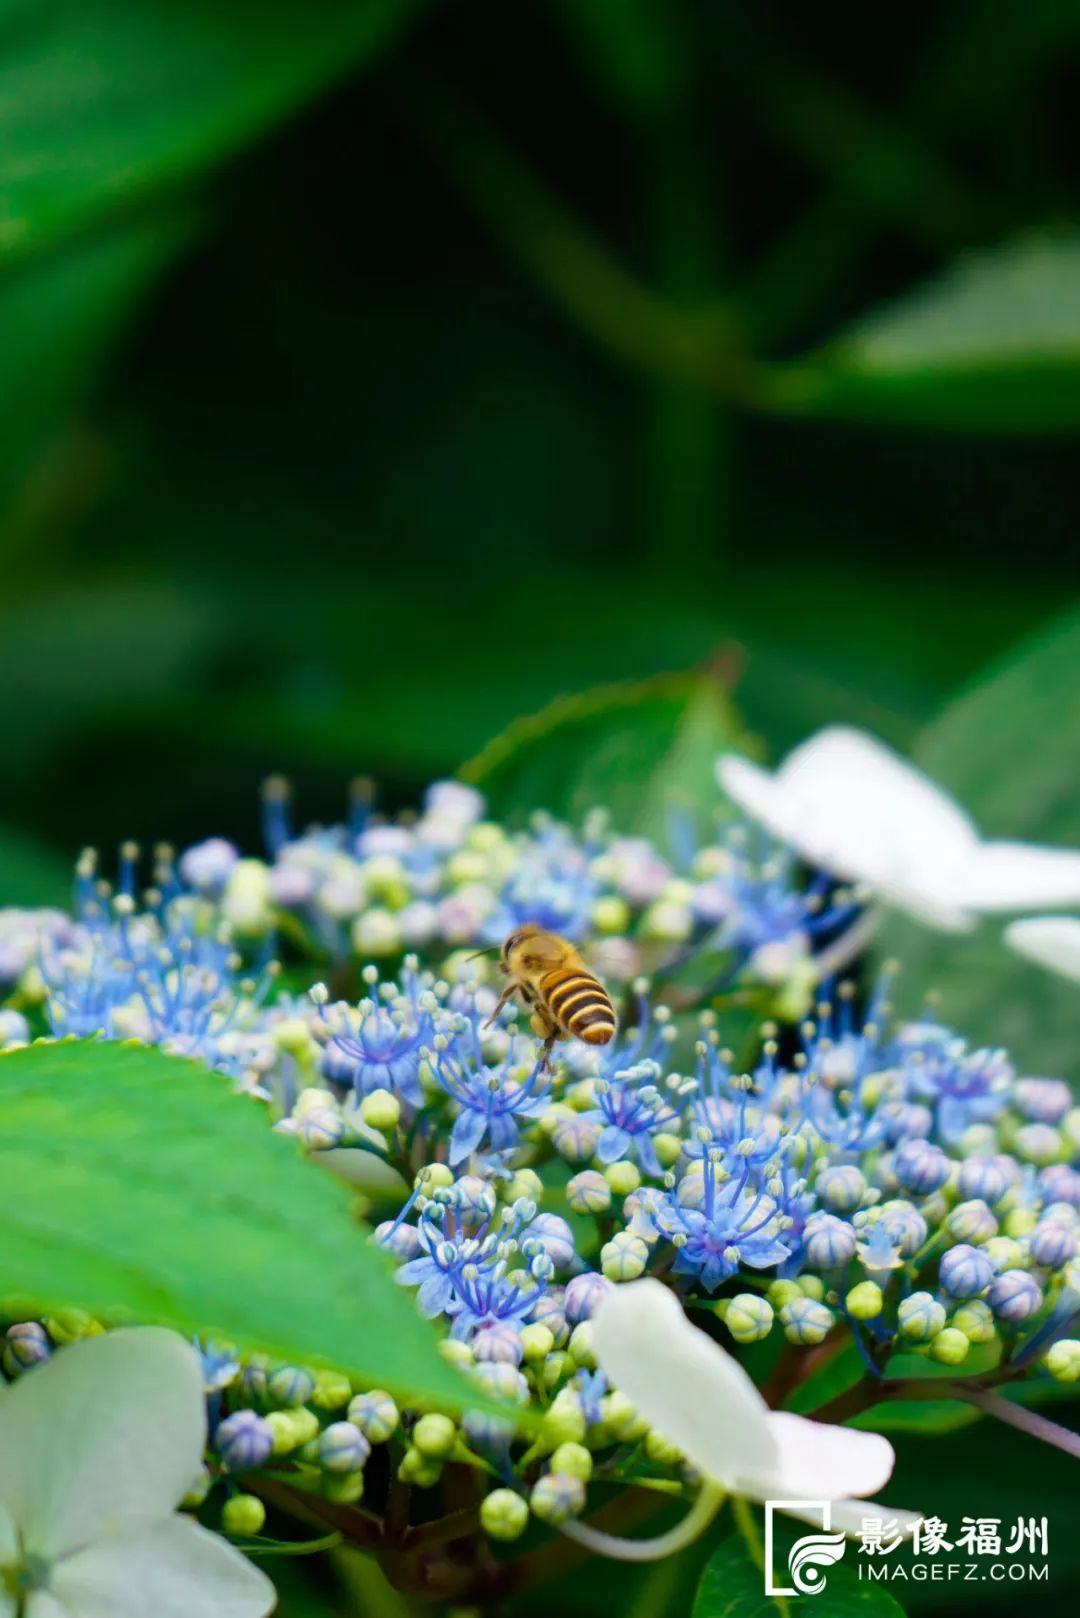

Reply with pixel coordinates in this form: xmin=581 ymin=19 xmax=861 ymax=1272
xmin=693 ymin=1533 xmax=907 ymax=1617
xmin=877 ymin=605 xmax=1080 ymax=1076
xmin=0 ymin=0 xmax=426 ymax=263
xmin=764 ymin=236 xmax=1080 ymax=433
xmin=0 ymin=1039 xmax=497 ymax=1413
xmin=0 ymin=209 xmax=193 ymax=521
xmin=460 ymin=660 xmax=748 ymax=841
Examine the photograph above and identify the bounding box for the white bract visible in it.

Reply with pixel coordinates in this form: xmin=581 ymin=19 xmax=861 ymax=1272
xmin=1005 ymin=916 xmax=1080 ymax=984
xmin=717 ymin=727 xmax=1080 ymax=933
xmin=593 ymin=1279 xmax=919 ymax=1536
xmin=0 ymin=1329 xmax=275 ymax=1618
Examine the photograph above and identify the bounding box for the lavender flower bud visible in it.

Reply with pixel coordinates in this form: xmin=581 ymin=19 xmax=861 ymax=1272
xmin=530 ymin=1472 xmax=586 ymax=1525
xmin=2 ymin=1322 xmax=51 ymax=1375
xmin=348 ymin=1390 xmax=399 ymax=1442
xmin=939 ymin=1244 xmax=995 ymax=1298
xmin=779 ymin=1297 xmax=834 ymax=1345
xmin=946 ymin=1200 xmax=997 ymax=1243
xmin=564 ymin=1273 xmax=613 ymax=1325
xmin=803 ymin=1213 xmax=857 ymax=1269
xmin=815 ymin=1165 xmax=866 ymax=1214
xmin=894 ymin=1139 xmax=951 ymax=1196
xmin=567 ymin=1170 xmax=612 ymax=1215
xmin=268 ymin=1365 xmax=316 ymax=1407
xmin=474 ymin=1325 xmax=524 ymax=1366
xmin=987 ymin=1269 xmax=1043 ymax=1322
xmin=215 ymin=1410 xmax=274 ymax=1471
xmin=319 ymin=1421 xmax=372 ymax=1473
xmin=1029 ymin=1221 xmax=1078 ymax=1269
xmin=957 ymin=1157 xmax=1010 ymax=1206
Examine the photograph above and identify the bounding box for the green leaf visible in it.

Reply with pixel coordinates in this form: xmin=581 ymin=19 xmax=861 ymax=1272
xmin=876 ymin=605 xmax=1080 ymax=1076
xmin=0 ymin=0 xmax=426 ymax=264
xmin=693 ymin=1534 xmax=907 ymax=1618
xmin=762 ymin=235 xmax=1080 ymax=433
xmin=0 ymin=1039 xmax=491 ymax=1414
xmin=460 ymin=662 xmax=747 ymax=842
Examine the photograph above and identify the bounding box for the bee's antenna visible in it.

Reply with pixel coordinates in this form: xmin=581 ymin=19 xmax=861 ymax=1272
xmin=465 ymin=946 xmax=499 ymax=962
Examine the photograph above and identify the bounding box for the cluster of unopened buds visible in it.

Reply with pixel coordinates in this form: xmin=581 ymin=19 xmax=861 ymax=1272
xmin=3 ymin=741 xmax=1080 ymax=1589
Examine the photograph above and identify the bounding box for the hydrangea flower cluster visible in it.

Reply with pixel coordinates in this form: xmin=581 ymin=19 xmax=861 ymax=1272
xmin=3 ymin=761 xmax=1080 ymax=1589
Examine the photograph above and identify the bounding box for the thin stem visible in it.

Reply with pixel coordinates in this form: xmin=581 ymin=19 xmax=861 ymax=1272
xmin=962 ymin=1387 xmax=1080 ymax=1462
xmin=555 ymin=1481 xmax=725 ymax=1563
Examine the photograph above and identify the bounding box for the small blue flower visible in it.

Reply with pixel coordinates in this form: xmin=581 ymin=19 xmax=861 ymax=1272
xmin=429 ymin=1017 xmax=552 ymax=1166
xmin=656 ymin=1153 xmax=791 ymax=1291
xmin=583 ymin=1060 xmax=679 ymax=1177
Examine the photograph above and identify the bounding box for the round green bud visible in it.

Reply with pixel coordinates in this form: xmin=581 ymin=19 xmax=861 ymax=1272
xmin=550 ymin=1442 xmax=593 ymax=1481
xmin=542 ymin=1350 xmax=574 ymax=1390
xmin=481 ymin=1488 xmax=530 ymax=1542
xmin=44 ymin=1308 xmax=102 ymax=1345
xmin=897 ymin=1292 xmax=947 ymax=1343
xmin=348 ymin=1390 xmax=399 ymax=1443
xmin=600 ymin=1232 xmax=649 ymax=1282
xmin=412 ymin=1413 xmax=457 ymax=1460
xmin=798 ymin=1275 xmax=826 ymax=1302
xmin=502 ymin=1168 xmax=544 ymax=1204
xmin=290 ymin=1409 xmax=320 ymax=1448
xmin=951 ymin=1300 xmax=996 ymax=1344
xmin=274 ymin=1017 xmax=316 ymax=1057
xmin=268 ymin=1366 xmax=316 ymax=1408
xmin=312 ymin=1370 xmax=353 ymax=1412
xmin=644 ymin=1430 xmax=682 ymax=1466
xmin=846 ymin=1282 xmax=884 ymax=1320
xmin=722 ymin=1294 xmax=774 ymax=1344
xmin=520 ymin=1324 xmax=555 ymax=1362
xmin=767 ymin=1280 xmax=803 ymax=1309
xmin=418 ymin=1162 xmax=454 ymax=1191
xmin=1044 ymin=1339 xmax=1080 ymax=1382
xmin=569 ymin=1322 xmax=597 ymax=1369
xmin=984 ymin=1236 xmax=1025 ymax=1271
xmin=530 ymin=1472 xmax=586 ymax=1525
xmin=604 ymin=1162 xmax=641 ymax=1197
xmin=540 ymin=1402 xmax=586 ymax=1450
xmin=929 ymin=1327 xmax=970 ymax=1366
xmin=222 ymin=1494 xmax=266 ymax=1537
xmin=566 ymin=1170 xmax=611 ymax=1216
xmin=398 ymin=1446 xmax=442 ymax=1488
xmin=653 ymin=1133 xmax=683 ymax=1168
xmin=592 ymin=896 xmax=631 ymax=935
xmin=266 ymin=1411 xmax=303 ymax=1455
xmin=438 ymin=1339 xmax=474 ymax=1370
xmin=182 ymin=1466 xmax=213 ymax=1510
xmin=359 ymin=1088 xmax=401 ymax=1132
xmin=600 ymin=1390 xmax=647 ymax=1443
xmin=323 ymin=1471 xmax=365 ymax=1504
xmin=1004 ymin=1208 xmax=1038 ymax=1239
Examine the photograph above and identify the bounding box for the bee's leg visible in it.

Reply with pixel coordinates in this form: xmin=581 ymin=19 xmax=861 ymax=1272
xmin=529 ymin=1007 xmax=560 ymax=1073
xmin=482 ymin=982 xmax=520 ymax=1028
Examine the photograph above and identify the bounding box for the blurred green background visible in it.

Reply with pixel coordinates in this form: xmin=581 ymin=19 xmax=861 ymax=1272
xmin=4 ymin=0 xmax=1080 ymax=878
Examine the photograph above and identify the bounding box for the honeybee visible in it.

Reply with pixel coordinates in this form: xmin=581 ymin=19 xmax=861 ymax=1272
xmin=481 ymin=924 xmax=617 ymax=1069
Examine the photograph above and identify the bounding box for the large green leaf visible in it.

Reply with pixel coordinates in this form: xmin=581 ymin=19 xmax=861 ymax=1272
xmin=693 ymin=1534 xmax=907 ymax=1617
xmin=0 ymin=823 xmax=71 ymax=908
xmin=0 ymin=1040 xmax=484 ymax=1413
xmin=460 ymin=663 xmax=747 ymax=843
xmin=762 ymin=235 xmax=1080 ymax=433
xmin=0 ymin=0 xmax=426 ymax=263
xmin=877 ymin=606 xmax=1080 ymax=1077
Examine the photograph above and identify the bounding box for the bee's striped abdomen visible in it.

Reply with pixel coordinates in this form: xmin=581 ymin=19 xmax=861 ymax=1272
xmin=540 ymin=967 xmax=616 ymax=1046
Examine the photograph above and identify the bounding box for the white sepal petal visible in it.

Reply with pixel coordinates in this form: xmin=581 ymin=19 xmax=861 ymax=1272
xmin=48 ymin=1516 xmax=276 ymax=1618
xmin=968 ymin=844 xmax=1080 ymax=912
xmin=1005 ymin=915 xmax=1080 ymax=983
xmin=823 ymin=1499 xmax=923 ymax=1539
xmin=753 ymin=1411 xmax=895 ymax=1502
xmin=0 ymin=1329 xmax=206 ymax=1561
xmin=593 ymin=1280 xmax=777 ymax=1488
